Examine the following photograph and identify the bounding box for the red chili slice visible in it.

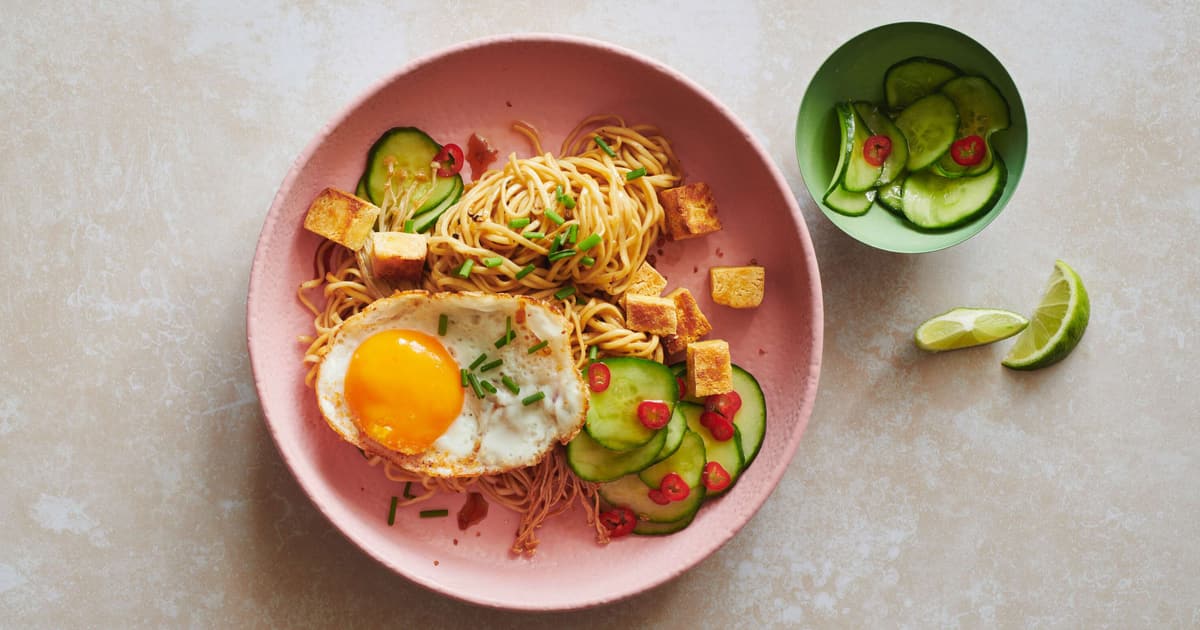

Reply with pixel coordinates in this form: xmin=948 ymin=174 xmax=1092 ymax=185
xmin=704 ymin=391 xmax=742 ymax=418
xmin=863 ymin=135 xmax=892 ymax=167
xmin=659 ymin=472 xmax=690 ymax=502
xmin=647 ymin=488 xmax=670 ymax=505
xmin=587 ymin=362 xmax=611 ymax=393
xmin=676 ymin=376 xmax=687 ymax=399
xmin=637 ymin=400 xmax=671 ymax=430
xmin=950 ymin=135 xmax=986 ymax=166
xmin=434 ymin=143 xmax=465 ymax=177
xmin=599 ymin=506 xmax=636 ymax=537
xmin=702 ymin=461 xmax=732 ymax=492
xmin=704 ymin=413 xmax=735 ymax=441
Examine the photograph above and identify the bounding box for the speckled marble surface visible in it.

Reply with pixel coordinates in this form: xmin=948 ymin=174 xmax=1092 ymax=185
xmin=3 ymin=1 xmax=1199 ymax=627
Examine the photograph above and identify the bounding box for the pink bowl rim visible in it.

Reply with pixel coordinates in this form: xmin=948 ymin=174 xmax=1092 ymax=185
xmin=246 ymin=32 xmax=824 ymax=611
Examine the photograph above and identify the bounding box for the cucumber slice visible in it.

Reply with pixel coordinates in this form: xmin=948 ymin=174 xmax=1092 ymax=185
xmin=877 ymin=176 xmax=906 ymax=214
xmin=650 ymin=402 xmax=688 ymax=465
xmin=727 ymin=367 xmax=766 ymax=467
xmin=935 ymin=76 xmax=1012 ymax=178
xmin=823 ymin=102 xmax=856 ymax=199
xmin=853 ymin=102 xmax=909 ymax=187
xmin=670 ymin=363 xmax=766 ymax=467
xmin=355 ymin=174 xmax=369 ymax=200
xmin=412 ymin=174 xmax=464 ymax=233
xmin=584 ymin=357 xmax=678 ymax=451
xmin=823 ymin=186 xmax=876 ymax=217
xmin=364 ymin=127 xmax=458 ymax=213
xmin=884 ymin=57 xmax=962 ymax=110
xmin=633 ymin=512 xmax=699 ymax=536
xmin=680 ymin=402 xmax=744 ymax=496
xmin=566 ymin=419 xmax=668 ymax=482
xmin=599 ymin=473 xmax=705 ymax=524
xmin=901 ymin=154 xmax=1007 ymax=230
xmin=639 ymin=429 xmax=706 ymax=489
xmin=895 ymin=93 xmax=959 ymax=172
xmin=842 ymin=104 xmax=882 ymax=192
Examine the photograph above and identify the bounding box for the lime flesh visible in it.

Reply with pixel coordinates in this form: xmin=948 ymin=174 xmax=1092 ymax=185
xmin=1002 ymin=260 xmax=1090 ymax=370
xmin=915 ymin=307 xmax=1029 ymax=352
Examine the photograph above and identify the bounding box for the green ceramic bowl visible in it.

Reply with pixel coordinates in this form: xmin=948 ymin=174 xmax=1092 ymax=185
xmin=795 ymin=22 xmax=1027 ymax=253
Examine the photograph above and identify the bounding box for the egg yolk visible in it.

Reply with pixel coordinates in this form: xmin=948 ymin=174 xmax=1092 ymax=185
xmin=344 ymin=329 xmax=464 ymax=454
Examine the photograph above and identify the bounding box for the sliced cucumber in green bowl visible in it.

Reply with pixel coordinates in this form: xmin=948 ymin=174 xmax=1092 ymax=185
xmin=795 ymin=22 xmax=1027 ymax=253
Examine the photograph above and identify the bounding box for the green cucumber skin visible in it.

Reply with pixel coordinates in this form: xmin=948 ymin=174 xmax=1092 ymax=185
xmin=412 ymin=175 xmax=463 ymax=234
xmin=877 ymin=175 xmax=906 ymax=215
xmin=884 ymin=56 xmax=963 ymax=110
xmin=901 ymin=154 xmax=1007 ymax=230
xmin=566 ymin=422 xmax=668 ymax=483
xmin=853 ymin=101 xmax=909 ymax=187
xmin=842 ymin=105 xmax=882 ymax=193
xmin=823 ymin=185 xmax=876 ymax=217
xmin=584 ymin=357 xmax=678 ymax=452
xmin=648 ymin=404 xmax=688 ymax=466
xmin=824 ymin=103 xmax=856 ymax=198
xmin=364 ymin=127 xmax=457 ymax=212
xmin=894 ymin=93 xmax=959 ymax=172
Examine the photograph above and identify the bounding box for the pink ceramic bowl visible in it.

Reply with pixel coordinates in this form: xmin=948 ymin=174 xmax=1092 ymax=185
xmin=247 ymin=34 xmax=822 ymax=611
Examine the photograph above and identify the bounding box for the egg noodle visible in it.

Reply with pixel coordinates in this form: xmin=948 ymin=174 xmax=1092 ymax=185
xmin=298 ymin=115 xmax=683 ymax=555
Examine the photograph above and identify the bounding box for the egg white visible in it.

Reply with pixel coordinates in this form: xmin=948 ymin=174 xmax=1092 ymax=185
xmin=315 ymin=290 xmax=587 ymax=477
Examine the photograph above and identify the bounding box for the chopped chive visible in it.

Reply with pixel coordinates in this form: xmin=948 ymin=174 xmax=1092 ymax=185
xmin=387 ymin=496 xmax=399 ymax=525
xmin=480 ymin=379 xmax=497 ymax=394
xmin=566 ymin=224 xmax=578 ymax=244
xmin=626 ymin=167 xmax=647 ymax=180
xmin=479 ymin=358 xmax=503 ymax=372
xmin=548 ymin=248 xmax=577 ymax=262
xmin=515 ymin=264 xmax=536 ymax=280
xmin=501 ymin=375 xmax=520 ymax=394
xmin=588 ymin=345 xmax=599 ymax=361
xmin=419 ymin=509 xmax=449 ymax=518
xmin=527 ymin=340 xmax=549 ymax=354
xmin=556 ymin=185 xmax=577 ymax=210
xmin=594 ymin=135 xmax=616 ymax=157
xmin=508 ymin=217 xmax=531 ymax=230
xmin=580 ymin=255 xmax=596 ymax=267
xmin=467 ymin=372 xmax=485 ymax=399
xmin=522 ymin=391 xmax=546 ymax=406
xmin=403 ymin=219 xmax=415 ymax=233
xmin=551 ymin=234 xmax=566 ymax=254
xmin=469 ymin=353 xmax=488 ymax=370
xmin=483 ymin=256 xmax=504 ymax=268
xmin=403 ymin=482 xmax=415 ymax=499
xmin=554 ymin=285 xmax=577 ymax=299
xmin=494 ymin=330 xmax=515 ymax=349
xmin=545 ymin=209 xmax=566 ymax=225
xmin=456 ymin=259 xmax=474 ymax=278
xmin=460 ymin=368 xmax=469 ymax=387
xmin=578 ymin=233 xmax=602 ymax=251
xmin=438 ymin=313 xmax=448 ymax=336
xmin=522 ymin=231 xmax=545 ymax=240
xmin=506 ymin=315 xmax=512 ymax=335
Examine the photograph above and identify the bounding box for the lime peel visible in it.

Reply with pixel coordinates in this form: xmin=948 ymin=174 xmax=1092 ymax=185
xmin=1001 ymin=260 xmax=1089 ymax=370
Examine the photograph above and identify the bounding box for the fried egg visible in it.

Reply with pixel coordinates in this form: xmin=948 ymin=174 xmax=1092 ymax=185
xmin=315 ymin=291 xmax=587 ymax=477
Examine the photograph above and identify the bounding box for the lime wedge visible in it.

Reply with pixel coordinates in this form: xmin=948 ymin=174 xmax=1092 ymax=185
xmin=914 ymin=307 xmax=1029 ymax=351
xmin=1002 ymin=260 xmax=1090 ymax=370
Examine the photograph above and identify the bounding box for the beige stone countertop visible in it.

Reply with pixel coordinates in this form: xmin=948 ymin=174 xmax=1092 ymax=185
xmin=3 ymin=2 xmax=1198 ymax=627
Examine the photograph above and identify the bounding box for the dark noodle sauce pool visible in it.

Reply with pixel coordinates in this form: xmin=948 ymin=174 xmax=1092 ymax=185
xmin=467 ymin=133 xmax=498 ymax=181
